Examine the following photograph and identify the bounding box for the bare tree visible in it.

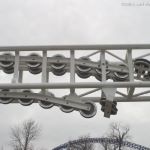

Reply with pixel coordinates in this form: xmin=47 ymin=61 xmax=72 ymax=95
xmin=101 ymin=122 xmax=131 ymax=150
xmin=10 ymin=119 xmax=41 ymax=150
xmin=68 ymin=135 xmax=95 ymax=150
xmin=110 ymin=122 xmax=130 ymax=150
xmin=100 ymin=137 xmax=113 ymax=150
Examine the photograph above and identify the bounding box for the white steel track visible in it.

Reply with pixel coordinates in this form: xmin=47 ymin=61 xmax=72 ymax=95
xmin=0 ymin=44 xmax=149 ymax=118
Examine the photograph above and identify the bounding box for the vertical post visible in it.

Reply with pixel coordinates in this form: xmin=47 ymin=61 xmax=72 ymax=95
xmin=12 ymin=50 xmax=19 ymax=83
xmin=100 ymin=50 xmax=106 ymax=99
xmin=127 ymin=49 xmax=134 ymax=81
xmin=101 ymin=50 xmax=116 ymax=118
xmin=101 ymin=50 xmax=106 ymax=82
xmin=18 ymin=70 xmax=23 ymax=83
xmin=70 ymin=50 xmax=75 ymax=94
xmin=127 ymin=49 xmax=135 ymax=98
xmin=42 ymin=50 xmax=48 ymax=93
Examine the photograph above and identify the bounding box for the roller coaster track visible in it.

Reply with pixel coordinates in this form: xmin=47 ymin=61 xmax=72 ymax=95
xmin=52 ymin=137 xmax=150 ymax=150
xmin=0 ymin=44 xmax=150 ymax=118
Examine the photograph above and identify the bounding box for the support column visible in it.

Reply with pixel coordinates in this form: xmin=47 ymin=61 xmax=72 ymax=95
xmin=42 ymin=50 xmax=48 ymax=93
xmin=12 ymin=50 xmax=19 ymax=83
xmin=127 ymin=49 xmax=135 ymax=98
xmin=70 ymin=50 xmax=75 ymax=94
xmin=101 ymin=50 xmax=116 ymax=118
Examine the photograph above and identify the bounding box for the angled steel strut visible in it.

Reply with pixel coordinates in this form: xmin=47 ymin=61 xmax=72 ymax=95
xmin=0 ymin=44 xmax=150 ymax=118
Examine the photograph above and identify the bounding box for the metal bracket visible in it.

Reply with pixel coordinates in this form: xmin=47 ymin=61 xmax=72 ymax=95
xmin=102 ymin=88 xmax=117 ymax=118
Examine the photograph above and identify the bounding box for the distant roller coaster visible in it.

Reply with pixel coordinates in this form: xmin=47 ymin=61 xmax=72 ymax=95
xmin=52 ymin=137 xmax=150 ymax=150
xmin=0 ymin=44 xmax=150 ymax=118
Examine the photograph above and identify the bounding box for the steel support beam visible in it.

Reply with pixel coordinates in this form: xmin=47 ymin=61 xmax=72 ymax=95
xmin=0 ymin=44 xmax=150 ymax=51
xmin=0 ymin=82 xmax=149 ymax=89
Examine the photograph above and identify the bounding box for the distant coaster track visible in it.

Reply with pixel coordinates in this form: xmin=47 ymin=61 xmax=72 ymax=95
xmin=52 ymin=137 xmax=150 ymax=150
xmin=0 ymin=44 xmax=150 ymax=118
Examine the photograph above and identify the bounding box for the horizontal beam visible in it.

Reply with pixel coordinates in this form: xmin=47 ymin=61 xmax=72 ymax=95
xmin=0 ymin=82 xmax=150 ymax=89
xmin=82 ymin=96 xmax=150 ymax=102
xmin=8 ymin=96 xmax=150 ymax=103
xmin=0 ymin=44 xmax=150 ymax=51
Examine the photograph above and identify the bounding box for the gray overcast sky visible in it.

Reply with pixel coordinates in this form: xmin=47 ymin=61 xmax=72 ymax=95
xmin=0 ymin=0 xmax=150 ymax=149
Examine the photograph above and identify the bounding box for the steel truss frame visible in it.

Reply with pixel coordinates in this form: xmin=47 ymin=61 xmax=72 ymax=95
xmin=0 ymin=44 xmax=150 ymax=118
xmin=52 ymin=137 xmax=150 ymax=150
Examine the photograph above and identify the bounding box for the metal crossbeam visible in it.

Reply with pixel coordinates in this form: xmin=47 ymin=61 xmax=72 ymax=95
xmin=0 ymin=82 xmax=149 ymax=89
xmin=0 ymin=44 xmax=150 ymax=51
